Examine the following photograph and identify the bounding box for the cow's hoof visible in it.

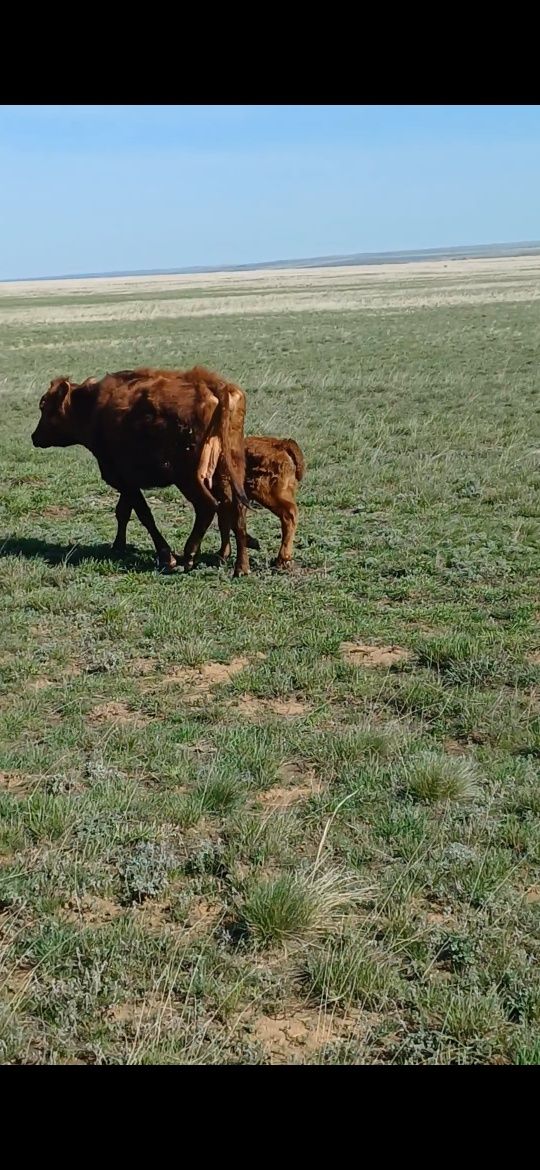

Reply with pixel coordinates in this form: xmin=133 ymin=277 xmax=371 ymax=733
xmin=183 ymin=559 xmax=195 ymax=573
xmin=157 ymin=554 xmax=179 ymax=574
xmin=233 ymin=567 xmax=250 ymax=578
xmin=111 ymin=543 xmax=127 ymax=559
xmin=246 ymin=534 xmax=260 ymax=551
xmin=272 ymin=558 xmax=292 ymax=572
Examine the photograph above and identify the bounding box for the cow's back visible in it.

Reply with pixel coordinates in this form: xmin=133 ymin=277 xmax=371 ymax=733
xmin=97 ymin=368 xmax=218 ymax=428
xmin=91 ymin=367 xmax=245 ymax=493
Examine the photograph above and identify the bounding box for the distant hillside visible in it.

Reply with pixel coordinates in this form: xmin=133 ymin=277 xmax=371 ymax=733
xmin=6 ymin=241 xmax=540 ymax=283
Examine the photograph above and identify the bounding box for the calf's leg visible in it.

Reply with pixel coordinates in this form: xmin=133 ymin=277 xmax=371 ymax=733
xmin=212 ymin=498 xmax=249 ymax=575
xmin=273 ymin=498 xmax=298 ymax=568
xmin=217 ymin=508 xmax=232 ymax=561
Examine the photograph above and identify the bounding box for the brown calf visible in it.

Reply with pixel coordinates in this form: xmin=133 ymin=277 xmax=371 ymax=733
xmin=183 ymin=435 xmax=305 ymax=570
xmin=31 ymin=366 xmax=251 ymax=575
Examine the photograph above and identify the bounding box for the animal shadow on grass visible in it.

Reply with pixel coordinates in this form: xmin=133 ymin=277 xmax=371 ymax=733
xmin=0 ymin=536 xmax=226 ymax=572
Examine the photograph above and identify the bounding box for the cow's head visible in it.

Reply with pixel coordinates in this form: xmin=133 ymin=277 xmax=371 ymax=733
xmin=32 ymin=376 xmax=96 ymax=448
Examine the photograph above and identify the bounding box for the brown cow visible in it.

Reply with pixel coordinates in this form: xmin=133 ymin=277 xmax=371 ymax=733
xmin=31 ymin=366 xmax=251 ymax=576
xmin=183 ymin=435 xmax=305 ymax=570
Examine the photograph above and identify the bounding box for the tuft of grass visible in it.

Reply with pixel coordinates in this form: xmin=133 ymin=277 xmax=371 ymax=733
xmin=512 ymin=1033 xmax=540 ymax=1065
xmin=192 ymin=771 xmax=246 ymax=816
xmin=414 ymin=984 xmax=507 ymax=1048
xmin=239 ymin=867 xmax=365 ymax=946
xmin=303 ymin=935 xmax=400 ymax=1010
xmin=403 ymin=751 xmax=480 ymax=804
xmin=415 ymin=634 xmax=495 ymax=684
xmin=10 ymin=793 xmax=75 ymax=844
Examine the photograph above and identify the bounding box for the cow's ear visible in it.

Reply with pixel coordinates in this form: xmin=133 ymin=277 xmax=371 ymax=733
xmin=50 ymin=378 xmax=71 ymax=403
xmin=70 ymin=379 xmax=97 ymax=420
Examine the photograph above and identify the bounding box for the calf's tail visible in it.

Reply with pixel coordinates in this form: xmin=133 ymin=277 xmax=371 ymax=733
xmin=282 ymin=439 xmax=306 ymax=482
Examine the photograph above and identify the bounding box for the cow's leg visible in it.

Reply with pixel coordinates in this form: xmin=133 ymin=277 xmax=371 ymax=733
xmin=273 ymin=498 xmax=298 ymax=568
xmin=182 ymin=500 xmax=216 ymax=571
xmin=130 ymin=488 xmax=177 ymax=570
xmin=111 ymin=493 xmax=133 ymax=556
xmin=231 ymin=498 xmax=250 ymax=577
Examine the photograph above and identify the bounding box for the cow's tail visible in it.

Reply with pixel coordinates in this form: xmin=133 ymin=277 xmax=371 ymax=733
xmin=196 ymin=383 xmax=249 ymax=509
xmin=282 ymin=439 xmax=306 ymax=482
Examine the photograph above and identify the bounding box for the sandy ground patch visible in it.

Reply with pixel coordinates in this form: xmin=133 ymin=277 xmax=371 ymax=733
xmin=233 ymin=695 xmax=312 ymax=719
xmin=88 ymin=701 xmax=148 ymax=727
xmin=0 ymin=770 xmax=39 ymax=796
xmin=162 ymin=656 xmax=255 ymax=703
xmin=61 ymin=894 xmax=122 ymax=925
xmin=340 ymin=642 xmax=412 ymax=668
xmin=255 ymin=761 xmax=321 ymax=808
xmin=246 ymin=1006 xmax=369 ymax=1063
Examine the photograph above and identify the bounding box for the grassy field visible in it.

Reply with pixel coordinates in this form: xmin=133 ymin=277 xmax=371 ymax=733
xmin=0 ymin=259 xmax=539 ymax=1065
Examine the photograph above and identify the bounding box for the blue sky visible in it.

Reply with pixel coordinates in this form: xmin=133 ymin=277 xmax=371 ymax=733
xmin=1 ymin=105 xmax=539 ymax=279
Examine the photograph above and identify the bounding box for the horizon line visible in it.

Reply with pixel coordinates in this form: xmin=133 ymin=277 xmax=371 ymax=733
xmin=3 ymin=239 xmax=540 ymax=285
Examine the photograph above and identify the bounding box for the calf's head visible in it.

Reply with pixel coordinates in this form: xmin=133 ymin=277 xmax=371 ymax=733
xmin=32 ymin=377 xmax=95 ymax=448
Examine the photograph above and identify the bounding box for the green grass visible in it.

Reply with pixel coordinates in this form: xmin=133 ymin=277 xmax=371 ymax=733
xmin=0 ymin=268 xmax=539 ymax=1064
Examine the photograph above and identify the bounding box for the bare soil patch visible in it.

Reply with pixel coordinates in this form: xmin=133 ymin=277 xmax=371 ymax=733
xmin=340 ymin=642 xmax=412 ymax=668
xmin=233 ymin=695 xmax=312 ymax=719
xmin=88 ymin=701 xmax=148 ymax=727
xmin=129 ymin=657 xmax=158 ymax=676
xmin=0 ymin=770 xmax=38 ymax=796
xmin=62 ymin=894 xmax=122 ymax=925
xmin=159 ymin=655 xmax=265 ymax=704
xmin=247 ymin=1007 xmax=368 ymax=1064
xmin=4 ymin=967 xmax=34 ymax=997
xmin=257 ymin=785 xmax=315 ymax=810
xmin=27 ymin=677 xmax=53 ymax=692
xmin=256 ymin=761 xmax=321 ymax=809
xmin=165 ymin=656 xmax=251 ymax=692
xmin=42 ymin=505 xmax=73 ymax=520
